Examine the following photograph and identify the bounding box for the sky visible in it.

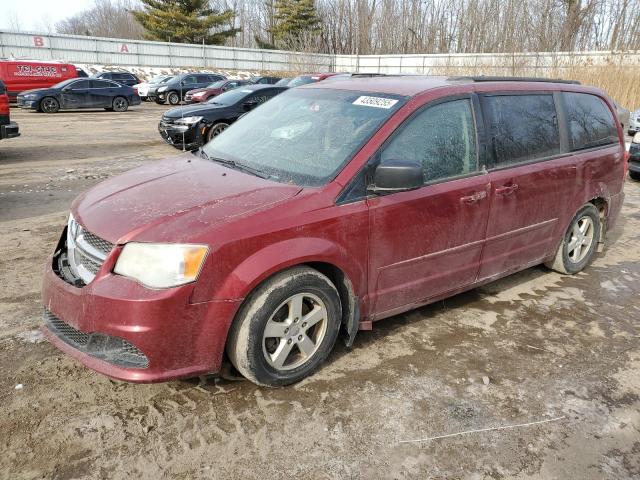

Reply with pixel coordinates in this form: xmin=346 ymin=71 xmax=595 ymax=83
xmin=2 ymin=0 xmax=93 ymax=32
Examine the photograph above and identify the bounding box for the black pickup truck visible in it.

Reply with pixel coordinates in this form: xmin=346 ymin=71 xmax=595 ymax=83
xmin=0 ymin=80 xmax=19 ymax=141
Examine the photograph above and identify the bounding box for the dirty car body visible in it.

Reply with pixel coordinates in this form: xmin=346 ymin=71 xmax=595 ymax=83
xmin=42 ymin=76 xmax=626 ymax=385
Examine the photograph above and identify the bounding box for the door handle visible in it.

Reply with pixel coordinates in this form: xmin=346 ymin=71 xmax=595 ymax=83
xmin=495 ymin=184 xmax=519 ymax=195
xmin=460 ymin=190 xmax=487 ymax=204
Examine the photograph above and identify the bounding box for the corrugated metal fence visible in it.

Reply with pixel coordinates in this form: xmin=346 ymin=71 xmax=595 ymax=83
xmin=1 ymin=30 xmax=639 ymax=74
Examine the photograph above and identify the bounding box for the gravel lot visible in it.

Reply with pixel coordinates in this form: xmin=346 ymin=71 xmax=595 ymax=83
xmin=0 ymin=103 xmax=639 ymax=480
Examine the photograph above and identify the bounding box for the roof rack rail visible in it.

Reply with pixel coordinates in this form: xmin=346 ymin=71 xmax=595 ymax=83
xmin=448 ymin=75 xmax=580 ymax=85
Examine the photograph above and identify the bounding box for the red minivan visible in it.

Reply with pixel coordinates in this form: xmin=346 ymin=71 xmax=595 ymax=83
xmin=41 ymin=76 xmax=625 ymax=386
xmin=0 ymin=61 xmax=79 ymax=101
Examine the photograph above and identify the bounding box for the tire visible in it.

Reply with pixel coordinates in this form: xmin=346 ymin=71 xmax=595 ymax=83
xmin=630 ymin=171 xmax=640 ymax=181
xmin=545 ymin=204 xmax=600 ymax=274
xmin=628 ymin=130 xmax=636 ymax=137
xmin=206 ymin=122 xmax=230 ymax=142
xmin=226 ymin=266 xmax=342 ymax=387
xmin=167 ymin=91 xmax=180 ymax=105
xmin=112 ymin=96 xmax=129 ymax=112
xmin=40 ymin=97 xmax=59 ymax=113
xmin=154 ymin=98 xmax=165 ymax=105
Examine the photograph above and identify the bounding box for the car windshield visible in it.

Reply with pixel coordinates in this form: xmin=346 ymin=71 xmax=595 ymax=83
xmin=207 ymin=80 xmax=226 ymax=89
xmin=53 ymin=79 xmax=78 ymax=89
xmin=207 ymin=88 xmax=253 ymax=105
xmin=287 ymin=76 xmax=316 ymax=88
xmin=203 ymin=88 xmax=405 ymax=186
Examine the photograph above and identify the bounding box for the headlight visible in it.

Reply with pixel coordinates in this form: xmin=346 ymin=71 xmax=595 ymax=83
xmin=192 ymin=92 xmax=205 ymax=97
xmin=114 ymin=243 xmax=209 ymax=289
xmin=175 ymin=116 xmax=203 ymax=125
xmin=23 ymin=94 xmax=37 ymax=99
xmin=157 ymin=86 xmax=168 ymax=92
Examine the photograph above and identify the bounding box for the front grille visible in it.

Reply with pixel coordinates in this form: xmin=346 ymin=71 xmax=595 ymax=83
xmin=53 ymin=216 xmax=114 ymax=287
xmin=44 ymin=309 xmax=149 ymax=369
xmin=82 ymin=231 xmax=114 ymax=256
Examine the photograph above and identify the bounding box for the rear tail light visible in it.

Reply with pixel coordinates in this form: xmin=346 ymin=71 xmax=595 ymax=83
xmin=0 ymin=93 xmax=9 ymax=116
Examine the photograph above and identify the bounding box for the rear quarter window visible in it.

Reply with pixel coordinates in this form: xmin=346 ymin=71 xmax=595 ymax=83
xmin=482 ymin=94 xmax=560 ymax=167
xmin=562 ymin=92 xmax=618 ymax=150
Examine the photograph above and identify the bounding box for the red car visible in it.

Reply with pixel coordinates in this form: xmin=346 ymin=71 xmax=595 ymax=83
xmin=184 ymin=79 xmax=253 ymax=103
xmin=0 ymin=80 xmax=19 ymax=140
xmin=42 ymin=76 xmax=625 ymax=386
xmin=0 ymin=60 xmax=80 ymax=101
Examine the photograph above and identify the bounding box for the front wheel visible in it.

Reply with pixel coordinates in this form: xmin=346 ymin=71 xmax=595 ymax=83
xmin=40 ymin=97 xmax=59 ymax=113
xmin=206 ymin=122 xmax=230 ymax=142
xmin=226 ymin=267 xmax=342 ymax=387
xmin=112 ymin=96 xmax=129 ymax=112
xmin=167 ymin=91 xmax=180 ymax=105
xmin=545 ymin=204 xmax=600 ymax=274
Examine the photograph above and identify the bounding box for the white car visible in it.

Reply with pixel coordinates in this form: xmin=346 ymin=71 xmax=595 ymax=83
xmin=134 ymin=75 xmax=171 ymax=101
xmin=627 ymin=109 xmax=640 ymax=136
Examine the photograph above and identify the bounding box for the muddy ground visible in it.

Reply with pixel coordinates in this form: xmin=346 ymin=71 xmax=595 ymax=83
xmin=0 ymin=104 xmax=638 ymax=480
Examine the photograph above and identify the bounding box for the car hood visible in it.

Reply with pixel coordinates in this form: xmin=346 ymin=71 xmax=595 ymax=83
xmin=72 ymin=154 xmax=302 ymax=244
xmin=18 ymin=88 xmax=56 ymax=97
xmin=164 ymin=103 xmax=228 ymax=119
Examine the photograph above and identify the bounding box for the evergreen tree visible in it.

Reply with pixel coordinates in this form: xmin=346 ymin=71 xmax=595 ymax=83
xmin=268 ymin=0 xmax=321 ymax=45
xmin=132 ymin=0 xmax=239 ymax=45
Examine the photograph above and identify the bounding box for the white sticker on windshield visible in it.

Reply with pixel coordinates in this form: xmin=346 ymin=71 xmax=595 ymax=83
xmin=353 ymin=96 xmax=398 ymax=109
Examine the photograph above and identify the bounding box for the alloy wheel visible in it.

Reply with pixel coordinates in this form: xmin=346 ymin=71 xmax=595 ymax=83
xmin=208 ymin=123 xmax=229 ymax=141
xmin=567 ymin=216 xmax=594 ymax=263
xmin=113 ymin=97 xmax=128 ymax=112
xmin=41 ymin=98 xmax=59 ymax=113
xmin=262 ymin=292 xmax=329 ymax=371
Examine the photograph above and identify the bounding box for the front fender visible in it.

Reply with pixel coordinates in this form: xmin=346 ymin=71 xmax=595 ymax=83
xmin=210 ymin=237 xmax=365 ymax=302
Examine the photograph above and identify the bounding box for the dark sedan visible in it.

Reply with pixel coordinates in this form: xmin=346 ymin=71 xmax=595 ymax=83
xmin=159 ymin=85 xmax=286 ymax=150
xmin=16 ymin=78 xmax=141 ymax=113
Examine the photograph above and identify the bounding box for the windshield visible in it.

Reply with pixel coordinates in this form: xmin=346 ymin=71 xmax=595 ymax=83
xmin=207 ymin=80 xmax=226 ymax=89
xmin=287 ymin=76 xmax=316 ymax=88
xmin=203 ymin=88 xmax=405 ymax=186
xmin=53 ymin=79 xmax=78 ymax=89
xmin=207 ymin=88 xmax=253 ymax=105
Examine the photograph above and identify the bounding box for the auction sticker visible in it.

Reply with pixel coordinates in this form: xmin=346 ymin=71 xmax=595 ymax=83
xmin=353 ymin=96 xmax=398 ymax=109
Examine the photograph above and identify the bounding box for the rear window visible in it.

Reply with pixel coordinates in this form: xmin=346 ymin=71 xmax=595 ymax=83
xmin=483 ymin=94 xmax=560 ymax=167
xmin=562 ymin=92 xmax=618 ymax=150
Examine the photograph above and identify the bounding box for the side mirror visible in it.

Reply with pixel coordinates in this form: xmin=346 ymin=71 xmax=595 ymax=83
xmin=368 ymin=159 xmax=423 ymax=193
xmin=242 ymin=100 xmax=258 ymax=111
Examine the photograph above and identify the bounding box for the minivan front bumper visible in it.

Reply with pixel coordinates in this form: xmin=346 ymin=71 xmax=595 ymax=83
xmin=41 ymin=259 xmax=241 ymax=383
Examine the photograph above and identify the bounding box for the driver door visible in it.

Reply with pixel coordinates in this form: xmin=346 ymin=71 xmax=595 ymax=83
xmin=367 ymin=96 xmax=490 ymax=318
xmin=61 ymin=80 xmax=91 ymax=109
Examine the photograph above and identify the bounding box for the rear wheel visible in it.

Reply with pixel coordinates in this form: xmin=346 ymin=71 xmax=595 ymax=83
xmin=226 ymin=267 xmax=342 ymax=387
xmin=206 ymin=122 xmax=230 ymax=142
xmin=545 ymin=204 xmax=600 ymax=274
xmin=112 ymin=96 xmax=129 ymax=112
xmin=167 ymin=91 xmax=180 ymax=105
xmin=40 ymin=97 xmax=59 ymax=113
xmin=630 ymin=171 xmax=640 ymax=181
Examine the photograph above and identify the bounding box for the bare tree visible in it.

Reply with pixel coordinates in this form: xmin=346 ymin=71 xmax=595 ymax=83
xmin=56 ymin=0 xmax=144 ymax=39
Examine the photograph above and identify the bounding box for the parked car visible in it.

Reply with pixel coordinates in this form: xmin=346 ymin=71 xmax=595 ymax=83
xmin=184 ymin=79 xmax=253 ymax=104
xmin=286 ymin=72 xmax=338 ymax=88
xmin=41 ymin=76 xmax=625 ymax=387
xmin=16 ymin=78 xmax=141 ymax=113
xmin=0 ymin=80 xmax=19 ymax=140
xmin=627 ymin=109 xmax=640 ymax=136
xmin=0 ymin=60 xmax=80 ymax=101
xmin=133 ymin=75 xmax=170 ymax=100
xmin=250 ymin=76 xmax=282 ymax=85
xmin=145 ymin=75 xmax=174 ymax=102
xmin=159 ymin=84 xmax=286 ymax=150
xmin=153 ymin=73 xmax=226 ymax=105
xmin=92 ymin=71 xmax=140 ymax=87
xmin=628 ymin=132 xmax=640 ymax=180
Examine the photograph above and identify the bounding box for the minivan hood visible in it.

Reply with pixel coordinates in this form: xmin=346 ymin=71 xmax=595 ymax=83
xmin=164 ymin=103 xmax=225 ymax=118
xmin=72 ymin=154 xmax=302 ymax=243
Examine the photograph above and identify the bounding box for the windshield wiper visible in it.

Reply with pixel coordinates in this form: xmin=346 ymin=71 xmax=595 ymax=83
xmin=208 ymin=155 xmax=270 ymax=179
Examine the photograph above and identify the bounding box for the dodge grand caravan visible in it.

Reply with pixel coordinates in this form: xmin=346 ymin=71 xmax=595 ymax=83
xmin=41 ymin=76 xmax=626 ymax=386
